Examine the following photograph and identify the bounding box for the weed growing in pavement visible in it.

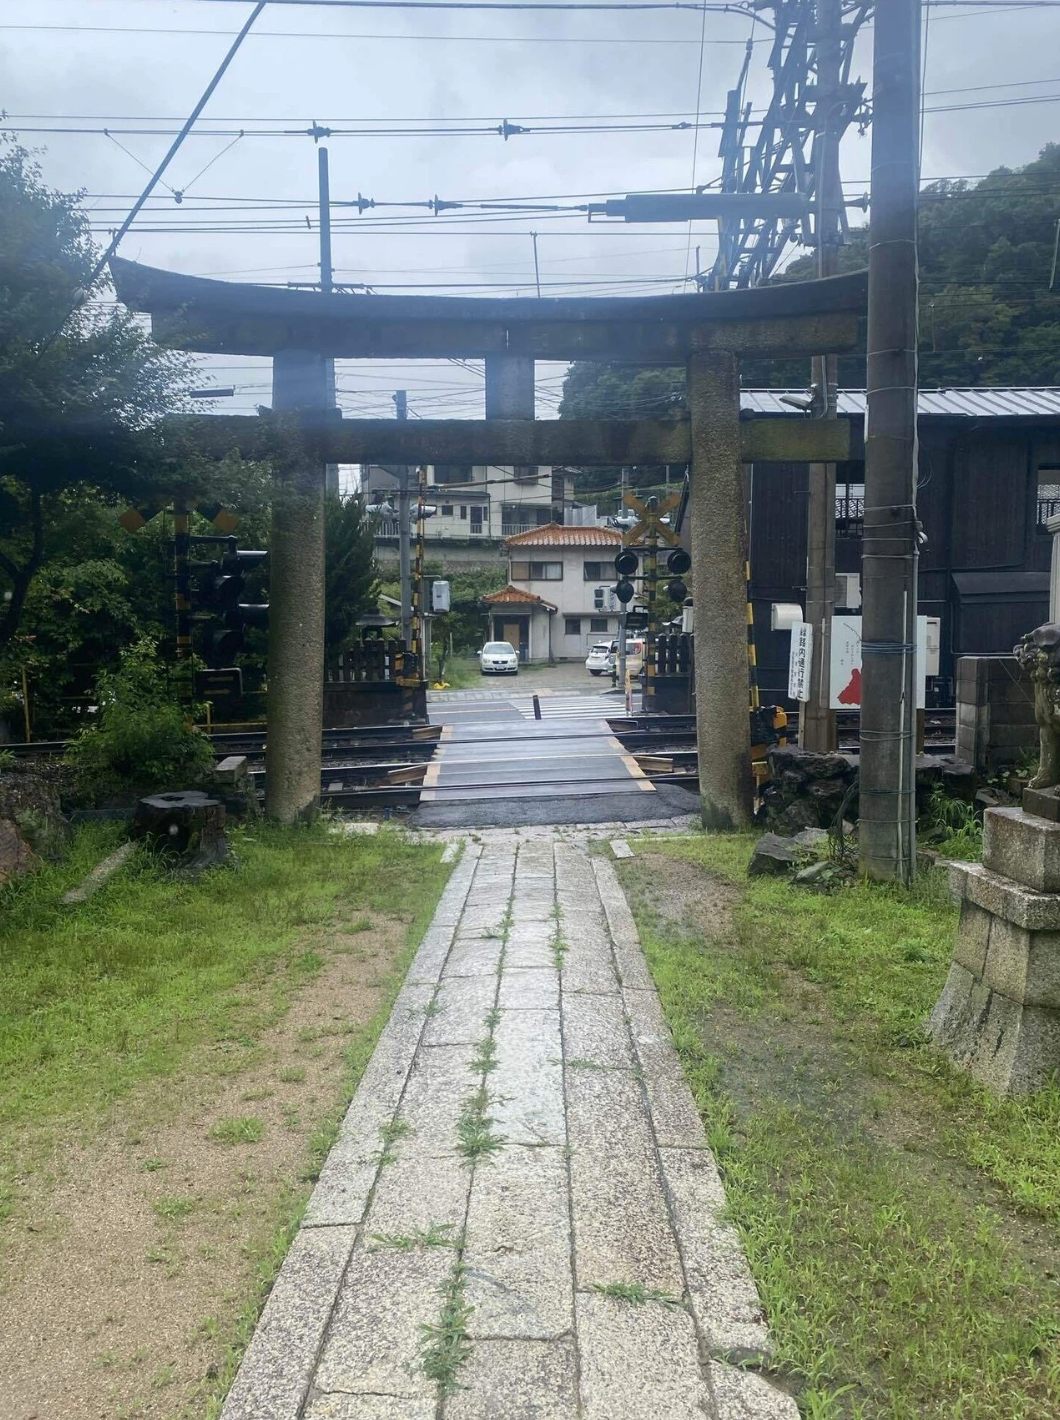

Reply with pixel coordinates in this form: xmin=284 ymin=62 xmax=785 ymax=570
xmin=374 ymin=1117 xmax=413 ymax=1166
xmin=591 ymin=1281 xmax=683 ymax=1308
xmin=370 ymin=1223 xmax=458 ymax=1252
xmin=468 ymin=1034 xmax=499 ymax=1075
xmin=456 ymin=1083 xmax=505 ymax=1163
xmin=420 ymin=1256 xmax=473 ymax=1397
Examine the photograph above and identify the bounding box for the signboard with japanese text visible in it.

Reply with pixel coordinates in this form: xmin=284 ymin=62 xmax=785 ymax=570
xmin=787 ymin=620 xmax=813 ymax=702
xmin=829 ymin=615 xmax=928 ymax=710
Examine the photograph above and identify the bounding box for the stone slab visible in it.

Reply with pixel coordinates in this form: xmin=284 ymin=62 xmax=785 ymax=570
xmin=498 ymin=966 xmax=561 ymax=1012
xmin=566 ymin=1067 xmax=684 ymax=1293
xmin=313 ymin=1245 xmax=451 ymax=1400
xmin=709 ymin=1363 xmax=800 ymax=1420
xmin=220 ymin=1225 xmax=357 ymax=1420
xmin=984 ymin=806 xmax=1060 ymax=891
xmin=610 ymin=839 xmax=635 ymax=859
xmin=626 ymin=990 xmax=707 ymax=1148
xmin=950 ymin=861 xmax=1060 ymax=930
xmin=1022 ymin=786 xmax=1060 ymax=823
xmin=593 ymin=857 xmax=655 ymax=990
xmin=491 ymin=1008 xmax=566 ymax=1146
xmin=444 ymin=938 xmax=505 ymax=978
xmin=562 ymin=988 xmax=634 ymax=1069
xmin=446 ymin=1338 xmax=579 ymax=1419
xmin=422 ymin=975 xmax=498 ymax=1047
xmin=463 ymin=1145 xmax=573 ymax=1339
xmin=576 ymin=1292 xmax=711 ymax=1419
xmin=952 ymin=899 xmax=992 ymax=978
xmin=305 ymin=1395 xmax=436 ymax=1419
xmin=662 ymin=1147 xmax=770 ymax=1357
xmin=559 ymin=929 xmax=618 ymax=996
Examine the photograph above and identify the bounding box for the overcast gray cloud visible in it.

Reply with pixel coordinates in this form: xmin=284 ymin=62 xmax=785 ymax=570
xmin=2 ymin=0 xmax=1058 ymax=425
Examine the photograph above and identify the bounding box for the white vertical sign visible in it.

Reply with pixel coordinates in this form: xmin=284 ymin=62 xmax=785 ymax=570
xmin=788 ymin=620 xmax=813 ymax=702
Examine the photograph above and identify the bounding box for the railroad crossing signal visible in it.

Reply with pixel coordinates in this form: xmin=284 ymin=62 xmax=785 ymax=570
xmin=191 ymin=539 xmax=269 ymax=668
xmin=620 ymin=491 xmax=681 ymax=548
xmin=118 ymin=499 xmax=239 ymax=534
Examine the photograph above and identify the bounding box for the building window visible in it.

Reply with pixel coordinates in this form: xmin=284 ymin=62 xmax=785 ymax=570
xmin=590 ymin=617 xmax=609 ymax=633
xmin=1039 ymin=469 xmax=1060 ymax=528
xmin=565 ymin=617 xmax=582 ymax=637
xmin=441 ymin=504 xmax=453 ymax=517
xmin=583 ymin=561 xmax=608 ymax=581
xmin=510 ymin=559 xmax=562 ymax=582
xmin=470 ymin=506 xmax=483 ymax=534
xmin=513 ymin=465 xmax=538 ymax=482
xmin=460 ymin=506 xmax=468 ymax=519
xmin=434 ymin=465 xmax=474 ymax=485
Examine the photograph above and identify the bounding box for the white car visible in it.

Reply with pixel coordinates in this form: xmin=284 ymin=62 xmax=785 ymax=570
xmin=480 ymin=640 xmax=519 ymax=675
xmin=585 ymin=642 xmax=611 ymax=676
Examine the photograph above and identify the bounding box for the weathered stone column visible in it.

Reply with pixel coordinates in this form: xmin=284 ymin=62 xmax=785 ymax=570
xmin=686 ymin=347 xmax=754 ymax=828
xmin=265 ymin=351 xmax=328 ymax=822
xmin=485 ymin=355 xmax=535 ymax=419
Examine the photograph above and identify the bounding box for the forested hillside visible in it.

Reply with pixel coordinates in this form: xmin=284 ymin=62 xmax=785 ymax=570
xmin=560 ymin=141 xmax=1060 ymax=423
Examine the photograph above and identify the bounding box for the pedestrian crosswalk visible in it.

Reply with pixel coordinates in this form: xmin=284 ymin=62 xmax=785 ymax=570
xmin=510 ymin=692 xmax=629 ymax=721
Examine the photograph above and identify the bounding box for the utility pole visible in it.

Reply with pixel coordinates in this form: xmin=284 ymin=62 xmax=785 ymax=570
xmin=532 ymin=232 xmax=542 ymax=298
xmin=318 ymin=144 xmax=340 ymax=497
xmin=617 ymin=467 xmax=629 ymax=697
xmin=394 ymin=390 xmax=413 ymax=648
xmin=801 ymin=0 xmax=842 ymax=751
xmin=860 ymin=0 xmax=921 ymax=883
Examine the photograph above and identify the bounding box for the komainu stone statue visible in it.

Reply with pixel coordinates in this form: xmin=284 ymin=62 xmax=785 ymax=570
xmin=1014 ymin=622 xmax=1060 ymax=789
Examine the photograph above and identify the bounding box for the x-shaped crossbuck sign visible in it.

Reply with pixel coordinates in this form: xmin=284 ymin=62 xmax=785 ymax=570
xmin=621 ymin=490 xmax=682 ymax=547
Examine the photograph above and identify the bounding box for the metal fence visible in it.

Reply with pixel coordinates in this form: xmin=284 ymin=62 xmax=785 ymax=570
xmin=326 ymin=639 xmax=415 ymax=683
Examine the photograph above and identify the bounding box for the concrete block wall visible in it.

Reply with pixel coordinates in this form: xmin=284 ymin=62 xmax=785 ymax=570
xmin=955 ymin=656 xmax=1037 ymax=771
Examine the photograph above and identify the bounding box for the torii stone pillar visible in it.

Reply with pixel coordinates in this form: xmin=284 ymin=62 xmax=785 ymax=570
xmin=265 ymin=351 xmax=328 ymax=822
xmin=687 ymin=348 xmax=754 ymax=828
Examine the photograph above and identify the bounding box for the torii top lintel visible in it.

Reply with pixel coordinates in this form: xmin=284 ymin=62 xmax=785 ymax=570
xmin=110 ymin=258 xmax=866 ymax=364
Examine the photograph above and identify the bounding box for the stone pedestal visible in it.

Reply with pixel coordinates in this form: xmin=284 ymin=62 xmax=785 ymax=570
xmin=929 ymin=806 xmax=1060 ymax=1093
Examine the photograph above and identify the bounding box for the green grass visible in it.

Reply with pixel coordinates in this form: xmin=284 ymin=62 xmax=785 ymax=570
xmin=420 ymin=1255 xmax=473 ymax=1396
xmin=208 ymin=1116 xmax=265 ymax=1146
xmin=431 ymin=655 xmax=483 ymax=690
xmin=590 ymin=1281 xmax=682 ymax=1307
xmin=152 ymin=1195 xmax=197 ymax=1222
xmin=619 ymin=835 xmax=1060 ymax=1419
xmin=0 ymin=820 xmax=450 ymax=1143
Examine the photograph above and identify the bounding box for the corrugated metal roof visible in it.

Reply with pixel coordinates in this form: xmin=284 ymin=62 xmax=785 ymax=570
xmin=740 ymin=388 xmax=1060 ymax=418
xmin=504 ymin=523 xmax=623 ymax=548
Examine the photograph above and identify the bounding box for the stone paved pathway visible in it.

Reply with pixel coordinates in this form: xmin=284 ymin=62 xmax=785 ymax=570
xmin=221 ymin=836 xmax=797 ymax=1420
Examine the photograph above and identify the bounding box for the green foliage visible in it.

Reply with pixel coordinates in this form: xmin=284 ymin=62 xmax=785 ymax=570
xmin=561 ymin=143 xmax=1060 ymax=430
xmin=65 ymin=638 xmax=214 ymax=801
xmin=324 ymin=492 xmax=379 ymax=656
xmin=922 ymin=786 xmax=984 ymax=861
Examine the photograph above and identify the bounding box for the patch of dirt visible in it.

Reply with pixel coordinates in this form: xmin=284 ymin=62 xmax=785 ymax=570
xmin=623 ymin=851 xmax=741 ymax=930
xmin=0 ymin=914 xmax=406 ymax=1420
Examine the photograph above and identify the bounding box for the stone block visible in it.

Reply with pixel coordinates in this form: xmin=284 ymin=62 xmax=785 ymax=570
xmin=312 ymin=1244 xmax=451 ymax=1401
xmin=444 ymin=938 xmax=505 ymax=978
xmin=709 ymin=1363 xmax=800 ymax=1420
xmin=463 ymin=1145 xmax=573 ymax=1339
xmin=220 ymin=1225 xmax=357 ymax=1420
xmin=983 ymin=807 xmax=1060 ymax=891
xmin=952 ymin=901 xmax=992 ymax=977
xmin=446 ymin=1339 xmax=579 ymax=1419
xmin=661 ymin=1148 xmax=770 ymax=1358
xmin=491 ymin=1008 xmax=565 ymax=1146
xmin=566 ymin=1068 xmax=684 ymax=1293
xmin=562 ymin=989 xmax=634 ymax=1069
xmin=576 ymin=1292 xmax=711 ymax=1419
xmin=950 ymin=861 xmax=1060 ymax=931
xmin=625 ymin=990 xmax=706 ymax=1149
xmin=1023 ymin=786 xmax=1060 ymax=824
xmin=498 ymin=966 xmax=560 ymax=1011
xmin=306 ymin=1396 xmax=435 ymax=1419
xmin=422 ymin=975 xmax=497 ymax=1047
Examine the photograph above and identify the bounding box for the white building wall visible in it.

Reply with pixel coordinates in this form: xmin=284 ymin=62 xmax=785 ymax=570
xmin=507 ymin=545 xmax=622 ymax=660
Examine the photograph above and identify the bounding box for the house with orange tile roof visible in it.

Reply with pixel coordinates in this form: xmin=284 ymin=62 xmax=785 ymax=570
xmin=484 ymin=523 xmax=625 ymax=662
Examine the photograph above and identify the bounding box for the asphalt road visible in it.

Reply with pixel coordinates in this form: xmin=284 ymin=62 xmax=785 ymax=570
xmin=412 ymin=680 xmax=700 ymax=828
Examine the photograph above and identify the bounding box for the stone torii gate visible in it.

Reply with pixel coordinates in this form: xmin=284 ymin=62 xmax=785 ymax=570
xmin=111 ymin=257 xmax=865 ymax=827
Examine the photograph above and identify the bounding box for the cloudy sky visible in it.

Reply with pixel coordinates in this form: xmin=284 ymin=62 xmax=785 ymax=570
xmin=3 ymin=0 xmax=1058 ymax=427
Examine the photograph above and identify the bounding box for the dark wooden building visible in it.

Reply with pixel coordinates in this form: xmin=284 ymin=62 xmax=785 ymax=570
xmin=745 ymin=388 xmax=1060 ymax=703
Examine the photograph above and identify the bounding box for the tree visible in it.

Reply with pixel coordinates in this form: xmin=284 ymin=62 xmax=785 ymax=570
xmin=324 ymin=492 xmax=379 ymax=657
xmin=0 ymin=142 xmax=191 ymax=655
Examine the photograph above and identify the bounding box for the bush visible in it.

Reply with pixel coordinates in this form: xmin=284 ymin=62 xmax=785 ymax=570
xmin=66 ymin=639 xmax=214 ymax=802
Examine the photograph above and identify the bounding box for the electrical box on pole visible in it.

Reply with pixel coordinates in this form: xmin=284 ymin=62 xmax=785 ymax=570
xmin=431 ymin=580 xmax=451 ymax=613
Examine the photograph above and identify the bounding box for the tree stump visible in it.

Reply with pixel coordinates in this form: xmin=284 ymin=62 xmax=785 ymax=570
xmin=133 ymin=790 xmax=228 ymax=873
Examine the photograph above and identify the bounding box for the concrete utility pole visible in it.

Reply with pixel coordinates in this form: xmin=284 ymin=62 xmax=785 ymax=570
xmin=617 ymin=466 xmax=629 ymax=697
xmin=801 ymin=0 xmax=842 ymax=751
xmin=265 ymin=351 xmax=328 ymax=822
xmin=859 ymin=0 xmax=921 ymax=883
xmin=318 ymin=145 xmax=340 ymax=498
xmin=394 ymin=390 xmax=413 ymax=647
xmin=687 ymin=349 xmax=754 ymax=828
